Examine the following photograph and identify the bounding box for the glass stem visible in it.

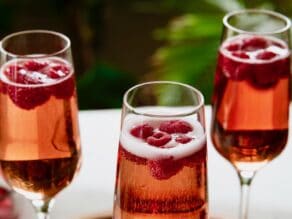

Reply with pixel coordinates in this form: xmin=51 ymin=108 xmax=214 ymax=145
xmin=238 ymin=170 xmax=255 ymax=219
xmin=31 ymin=199 xmax=55 ymax=219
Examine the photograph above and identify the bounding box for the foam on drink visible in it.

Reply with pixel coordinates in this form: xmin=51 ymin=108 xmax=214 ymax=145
xmin=120 ymin=110 xmax=206 ymax=160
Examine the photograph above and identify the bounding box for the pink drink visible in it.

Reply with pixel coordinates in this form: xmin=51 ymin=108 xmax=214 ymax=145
xmin=0 ymin=58 xmax=81 ymax=200
xmin=114 ymin=112 xmax=207 ymax=219
xmin=212 ymin=35 xmax=290 ymax=169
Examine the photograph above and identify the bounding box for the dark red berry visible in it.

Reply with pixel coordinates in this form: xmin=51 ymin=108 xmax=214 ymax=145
xmin=159 ymin=120 xmax=192 ymax=134
xmin=232 ymin=51 xmax=249 ymax=59
xmin=130 ymin=124 xmax=154 ymax=139
xmin=7 ymin=85 xmax=50 ymax=110
xmin=4 ymin=65 xmax=24 ymax=83
xmin=256 ymin=51 xmax=277 ymax=60
xmin=148 ymin=157 xmax=183 ymax=180
xmin=226 ymin=43 xmax=240 ymax=51
xmin=243 ymin=37 xmax=268 ymax=51
xmin=0 ymin=188 xmax=9 ymax=201
xmin=146 ymin=132 xmax=171 ymax=147
xmin=248 ymin=62 xmax=278 ymax=88
xmin=175 ymin=135 xmax=193 ymax=144
xmin=51 ymin=76 xmax=75 ymax=99
xmin=221 ymin=54 xmax=250 ymax=80
xmin=24 ymin=60 xmax=47 ymax=71
xmin=52 ymin=64 xmax=70 ymax=74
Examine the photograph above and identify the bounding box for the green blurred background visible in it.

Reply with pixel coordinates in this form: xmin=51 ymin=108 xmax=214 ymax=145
xmin=1 ymin=0 xmax=291 ymax=109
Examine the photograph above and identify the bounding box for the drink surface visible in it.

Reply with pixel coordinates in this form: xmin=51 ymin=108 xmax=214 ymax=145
xmin=114 ymin=111 xmax=207 ymax=219
xmin=212 ymin=35 xmax=290 ymax=169
xmin=0 ymin=58 xmax=81 ymax=199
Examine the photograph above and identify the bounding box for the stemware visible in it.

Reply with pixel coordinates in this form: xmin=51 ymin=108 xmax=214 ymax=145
xmin=211 ymin=9 xmax=291 ymax=219
xmin=113 ymin=81 xmax=208 ymax=219
xmin=0 ymin=30 xmax=82 ymax=218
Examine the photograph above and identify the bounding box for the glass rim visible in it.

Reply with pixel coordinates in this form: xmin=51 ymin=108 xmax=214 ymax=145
xmin=123 ymin=81 xmax=205 ymax=118
xmin=223 ymin=9 xmax=291 ymax=35
xmin=0 ymin=29 xmax=71 ymax=59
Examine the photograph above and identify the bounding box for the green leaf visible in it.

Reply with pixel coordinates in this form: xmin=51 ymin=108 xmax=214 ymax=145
xmin=153 ymin=40 xmax=219 ymax=104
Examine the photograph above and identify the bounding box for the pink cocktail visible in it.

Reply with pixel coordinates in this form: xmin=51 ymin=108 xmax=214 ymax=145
xmin=211 ymin=9 xmax=291 ymax=219
xmin=212 ymin=35 xmax=290 ymax=169
xmin=113 ymin=81 xmax=207 ymax=219
xmin=0 ymin=30 xmax=82 ymax=218
xmin=0 ymin=57 xmax=81 ymax=199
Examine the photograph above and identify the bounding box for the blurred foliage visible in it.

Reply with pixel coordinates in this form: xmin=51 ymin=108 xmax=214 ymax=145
xmin=0 ymin=0 xmax=291 ymax=108
xmin=77 ymin=63 xmax=136 ymax=109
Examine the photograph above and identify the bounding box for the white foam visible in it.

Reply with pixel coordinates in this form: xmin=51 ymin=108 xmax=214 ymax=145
xmin=120 ymin=109 xmax=206 ymax=160
xmin=0 ymin=57 xmax=74 ymax=88
xmin=220 ymin=35 xmax=290 ymax=64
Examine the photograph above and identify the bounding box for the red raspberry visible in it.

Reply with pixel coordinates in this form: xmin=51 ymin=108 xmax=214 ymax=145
xmin=249 ymin=62 xmax=278 ymax=88
xmin=242 ymin=37 xmax=268 ymax=51
xmin=175 ymin=135 xmax=193 ymax=144
xmin=226 ymin=43 xmax=240 ymax=51
xmin=277 ymin=57 xmax=291 ymax=77
xmin=130 ymin=124 xmax=154 ymax=139
xmin=146 ymin=132 xmax=171 ymax=147
xmin=256 ymin=51 xmax=277 ymax=60
xmin=0 ymin=81 xmax=7 ymax=94
xmin=159 ymin=120 xmax=192 ymax=134
xmin=6 ymin=85 xmax=50 ymax=110
xmin=232 ymin=51 xmax=249 ymax=59
xmin=47 ymin=64 xmax=70 ymax=79
xmin=24 ymin=60 xmax=47 ymax=71
xmin=221 ymin=55 xmax=250 ymax=81
xmin=51 ymin=76 xmax=75 ymax=99
xmin=0 ymin=188 xmax=9 ymax=201
xmin=148 ymin=157 xmax=183 ymax=180
xmin=4 ymin=65 xmax=25 ymax=83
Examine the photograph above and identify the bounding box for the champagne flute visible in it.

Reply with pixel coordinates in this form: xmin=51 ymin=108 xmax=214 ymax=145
xmin=211 ymin=9 xmax=291 ymax=219
xmin=0 ymin=30 xmax=82 ymax=219
xmin=113 ymin=81 xmax=208 ymax=219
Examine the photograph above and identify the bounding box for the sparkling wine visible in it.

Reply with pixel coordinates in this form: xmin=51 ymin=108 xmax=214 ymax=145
xmin=0 ymin=58 xmax=81 ymax=200
xmin=212 ymin=35 xmax=290 ymax=170
xmin=114 ymin=113 xmax=207 ymax=219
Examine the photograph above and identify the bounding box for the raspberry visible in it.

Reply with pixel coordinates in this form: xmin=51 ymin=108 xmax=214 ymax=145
xmin=278 ymin=57 xmax=291 ymax=77
xmin=130 ymin=124 xmax=154 ymax=139
xmin=175 ymin=135 xmax=193 ymax=144
xmin=159 ymin=120 xmax=192 ymax=134
xmin=248 ymin=62 xmax=278 ymax=88
xmin=256 ymin=51 xmax=277 ymax=60
xmin=0 ymin=81 xmax=7 ymax=94
xmin=243 ymin=37 xmax=268 ymax=51
xmin=2 ymin=59 xmax=75 ymax=109
xmin=148 ymin=157 xmax=183 ymax=180
xmin=24 ymin=60 xmax=47 ymax=71
xmin=7 ymin=85 xmax=50 ymax=110
xmin=4 ymin=65 xmax=24 ymax=83
xmin=146 ymin=132 xmax=171 ymax=147
xmin=0 ymin=188 xmax=9 ymax=202
xmin=47 ymin=64 xmax=70 ymax=79
xmin=232 ymin=51 xmax=249 ymax=59
xmin=51 ymin=76 xmax=75 ymax=99
xmin=221 ymin=55 xmax=250 ymax=81
xmin=226 ymin=43 xmax=240 ymax=51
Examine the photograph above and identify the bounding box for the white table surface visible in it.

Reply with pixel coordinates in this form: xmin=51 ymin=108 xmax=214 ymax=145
xmin=15 ymin=106 xmax=292 ymax=219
